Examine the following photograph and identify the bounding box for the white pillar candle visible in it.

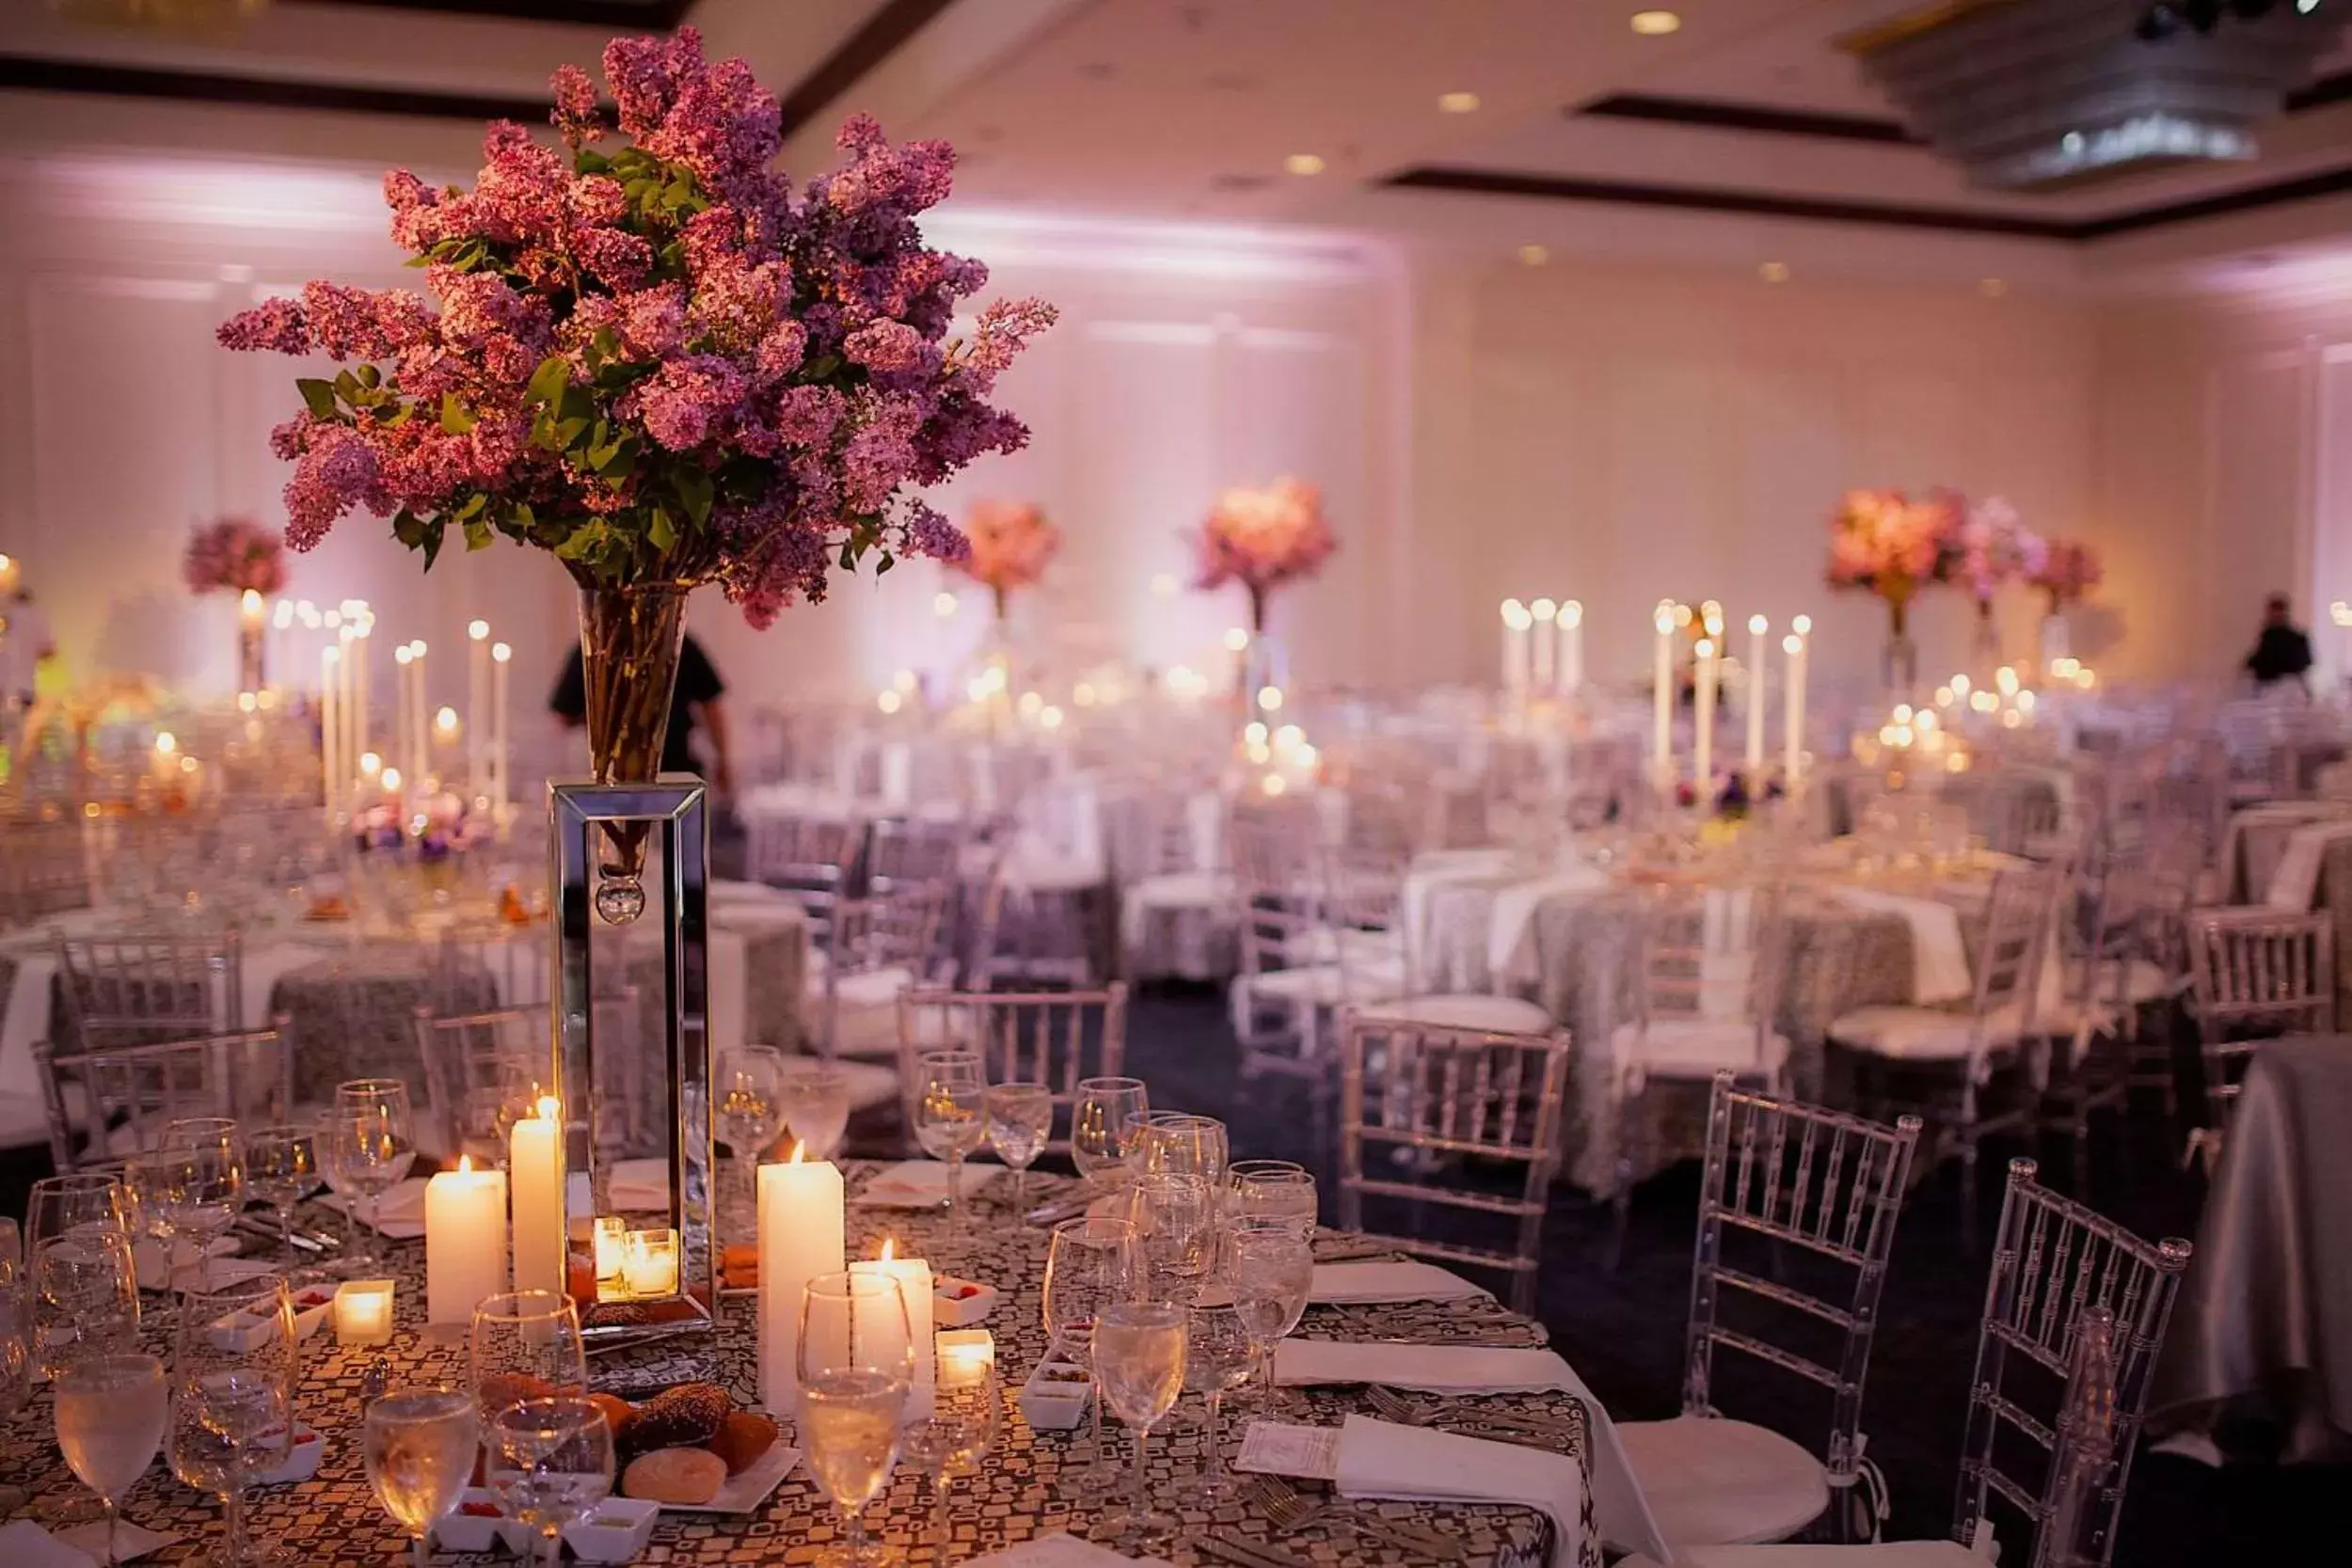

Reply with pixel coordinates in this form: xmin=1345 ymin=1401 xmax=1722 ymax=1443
xmin=1746 ymin=615 xmax=1769 ymax=772
xmin=1784 ymin=623 xmax=1810 ymax=784
xmin=393 ymin=644 xmax=414 ymax=799
xmin=270 ymin=599 xmax=293 ymax=691
xmin=1500 ymin=600 xmax=1532 ymax=704
xmin=757 ymin=1147 xmax=845 ymax=1415
xmin=409 ymin=641 xmax=430 ymax=804
xmin=491 ymin=642 xmax=512 ymax=821
xmin=468 ymin=621 xmax=490 ymax=806
xmin=854 ymin=1243 xmax=934 ymax=1420
xmin=1693 ymin=638 xmax=1716 ymax=793
xmin=1557 ymin=600 xmax=1582 ymax=695
xmin=1653 ymin=602 xmax=1677 ymax=790
xmin=338 ymin=623 xmax=358 ymax=810
xmin=425 ymin=1157 xmax=508 ymax=1327
xmin=1529 ymin=599 xmax=1557 ymax=691
xmin=509 ymin=1095 xmax=564 ymax=1298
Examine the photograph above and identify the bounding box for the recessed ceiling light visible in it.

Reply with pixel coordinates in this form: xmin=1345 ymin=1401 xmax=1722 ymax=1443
xmin=1284 ymin=153 xmax=1327 ymax=176
xmin=1760 ymin=261 xmax=1790 ymax=283
xmin=1630 ymin=10 xmax=1682 ymax=35
xmin=1979 ymin=277 xmax=2008 ymax=297
xmin=1438 ymin=90 xmax=1481 ymax=114
xmin=1518 ymin=245 xmax=1551 ymax=266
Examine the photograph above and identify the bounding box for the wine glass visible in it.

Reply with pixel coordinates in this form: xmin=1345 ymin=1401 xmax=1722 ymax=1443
xmin=469 ymin=1291 xmax=588 ymax=1424
xmin=1090 ymin=1301 xmax=1187 ymax=1547
xmin=324 ymin=1080 xmax=416 ymax=1275
xmin=900 ymin=1348 xmax=1000 ymax=1557
xmin=485 ymin=1397 xmax=612 ymax=1568
xmin=1071 ymin=1077 xmax=1148 ymax=1185
xmin=1135 ymin=1113 xmax=1228 ymax=1190
xmin=365 ymin=1387 xmax=479 ymax=1568
xmin=1184 ymin=1303 xmax=1253 ymax=1503
xmin=1127 ymin=1173 xmax=1215 ymax=1305
xmin=0 ymin=1229 xmax=28 ymax=1427
xmin=160 ymin=1119 xmax=245 ymax=1291
xmin=716 ymin=1045 xmax=786 ymax=1209
xmin=776 ymin=1059 xmax=852 ymax=1161
xmin=982 ymin=1083 xmax=1054 ymax=1213
xmin=1227 ymin=1160 xmax=1318 ymax=1239
xmin=1229 ymin=1218 xmax=1314 ymax=1418
xmin=32 ymin=1228 xmax=140 ymax=1381
xmin=912 ymin=1052 xmax=987 ymax=1230
xmin=26 ymin=1174 xmax=128 ymax=1254
xmin=171 ymin=1274 xmax=296 ymax=1568
xmin=118 ymin=1148 xmax=181 ymax=1279
xmin=242 ymin=1125 xmax=318 ymax=1263
xmin=56 ymin=1353 xmax=168 ymax=1566
xmin=1041 ymin=1215 xmax=1137 ymax=1495
xmin=798 ymin=1270 xmax=915 ymax=1568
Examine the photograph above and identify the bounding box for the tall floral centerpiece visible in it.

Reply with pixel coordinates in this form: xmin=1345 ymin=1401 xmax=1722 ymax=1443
xmin=1825 ymin=487 xmax=1958 ymax=693
xmin=183 ymin=517 xmax=288 ymax=690
xmin=1954 ymin=496 xmax=2041 ymax=671
xmin=220 ymin=28 xmax=1054 ymax=913
xmin=2028 ymin=539 xmax=2102 ymax=672
xmin=954 ymin=499 xmax=1059 ymax=627
xmin=1192 ymin=477 xmax=1333 ymax=713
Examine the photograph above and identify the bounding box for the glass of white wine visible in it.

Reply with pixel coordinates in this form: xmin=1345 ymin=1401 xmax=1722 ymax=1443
xmin=1091 ymin=1301 xmax=1187 ymax=1548
xmin=798 ymin=1270 xmax=914 ymax=1568
xmin=365 ymin=1387 xmax=479 ymax=1568
xmin=982 ymin=1082 xmax=1054 ymax=1213
xmin=55 ymin=1353 xmax=168 ymax=1567
xmin=913 ymin=1052 xmax=988 ymax=1232
xmin=485 ymin=1397 xmax=613 ymax=1568
xmin=171 ymin=1274 xmax=296 ymax=1568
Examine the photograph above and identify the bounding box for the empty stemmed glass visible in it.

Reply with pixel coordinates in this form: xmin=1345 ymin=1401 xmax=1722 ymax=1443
xmin=486 ymin=1397 xmax=613 ymax=1568
xmin=1134 ymin=1113 xmax=1228 ymax=1190
xmin=982 ymin=1082 xmax=1054 ymax=1213
xmin=1041 ymin=1215 xmax=1138 ymax=1496
xmin=716 ymin=1045 xmax=786 ymax=1210
xmin=797 ymin=1270 xmax=915 ymax=1568
xmin=171 ymin=1274 xmax=296 ymax=1568
xmin=1127 ymin=1173 xmax=1216 ymax=1305
xmin=159 ymin=1119 xmax=245 ymax=1290
xmin=365 ymin=1386 xmax=479 ymax=1568
xmin=1229 ymin=1217 xmax=1314 ymax=1418
xmin=1227 ymin=1160 xmax=1318 ymax=1239
xmin=242 ymin=1125 xmax=318 ymax=1265
xmin=28 ymin=1174 xmax=129 ymax=1257
xmin=776 ymin=1059 xmax=853 ymax=1162
xmin=1071 ymin=1077 xmax=1148 ymax=1188
xmin=899 ymin=1342 xmax=1000 ymax=1559
xmin=1183 ymin=1302 xmax=1253 ymax=1503
xmin=1091 ymin=1302 xmax=1187 ymax=1548
xmin=469 ymin=1291 xmax=589 ymax=1422
xmin=323 ymin=1080 xmax=416 ymax=1275
xmin=912 ymin=1052 xmax=988 ymax=1230
xmin=55 ymin=1353 xmax=168 ymax=1566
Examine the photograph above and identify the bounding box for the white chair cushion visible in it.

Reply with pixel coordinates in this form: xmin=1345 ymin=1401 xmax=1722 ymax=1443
xmin=1246 ymin=959 xmax=1406 ymax=1008
xmin=1354 ymin=993 xmax=1553 ymax=1036
xmin=1826 ymin=1003 xmax=2031 ymax=1061
xmin=1001 ymin=848 xmax=1104 ymax=894
xmin=1615 ymin=1416 xmax=1829 ymax=1550
xmin=1306 ymin=927 xmax=1406 ymax=967
xmin=1127 ymin=871 xmax=1233 ymax=911
xmin=829 ymin=1057 xmax=902 ymax=1112
xmin=1612 ymin=1019 xmax=1789 ymax=1081
xmin=807 ymin=965 xmax=920 ymax=1011
xmin=1615 ymin=1541 xmax=1979 ymax=1568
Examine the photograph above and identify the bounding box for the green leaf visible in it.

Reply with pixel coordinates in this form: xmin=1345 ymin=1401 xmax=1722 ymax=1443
xmin=354 ymin=363 xmax=381 ymax=389
xmin=554 ymin=523 xmax=603 ymax=562
xmin=838 ymin=544 xmax=856 ymax=572
xmin=510 ymin=500 xmax=536 ymax=534
xmin=454 ymin=493 xmax=488 ymax=522
xmin=464 ymin=516 xmax=493 ymax=551
xmin=557 ymin=417 xmax=592 ymax=449
xmin=672 ymin=466 xmax=712 ymax=529
xmin=875 ymin=552 xmax=894 ymax=576
xmin=576 ymin=150 xmax=612 ymax=175
xmin=420 ymin=517 xmax=446 ymax=571
xmin=647 ymin=506 xmax=677 ymax=554
xmin=403 ymin=254 xmax=431 ymax=269
xmin=803 ymin=354 xmax=842 ymax=382
xmin=296 ymin=378 xmax=340 ymax=420
xmin=527 ymin=356 xmax=571 ymax=409
xmin=391 ymin=507 xmax=424 ymax=549
xmin=439 ymin=393 xmax=478 ymax=436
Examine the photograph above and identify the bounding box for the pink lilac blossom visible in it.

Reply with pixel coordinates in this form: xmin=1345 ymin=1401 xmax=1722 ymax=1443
xmin=1191 ymin=478 xmax=1337 ymax=612
xmin=1955 ymin=496 xmax=2044 ymax=604
xmin=2030 ymin=540 xmax=2103 ymax=608
xmin=216 ymin=25 xmax=1052 ymax=618
xmin=183 ymin=517 xmax=289 ymax=596
xmin=954 ymin=499 xmax=1057 ymax=594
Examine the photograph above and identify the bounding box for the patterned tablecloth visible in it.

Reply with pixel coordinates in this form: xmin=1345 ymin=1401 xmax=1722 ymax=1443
xmin=0 ymin=1169 xmax=1586 ymax=1568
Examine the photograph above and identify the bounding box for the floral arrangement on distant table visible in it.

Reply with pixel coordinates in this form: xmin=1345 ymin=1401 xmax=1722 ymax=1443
xmin=1824 ymin=487 xmax=1960 ymax=638
xmin=2029 ymin=539 xmax=2103 ymax=611
xmin=1954 ymin=497 xmax=2042 ymax=613
xmin=955 ymin=499 xmax=1059 ymax=620
xmin=183 ymin=517 xmax=288 ymax=597
xmin=1192 ymin=476 xmax=1335 ymax=632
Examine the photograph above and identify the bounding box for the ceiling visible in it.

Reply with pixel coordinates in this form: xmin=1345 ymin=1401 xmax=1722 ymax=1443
xmin=6 ymin=0 xmax=2352 ymax=287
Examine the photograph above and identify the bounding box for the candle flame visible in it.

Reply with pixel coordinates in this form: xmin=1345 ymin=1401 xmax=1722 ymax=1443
xmin=456 ymin=1153 xmax=472 ymax=1173
xmin=789 ymin=1141 xmax=806 ymax=1164
xmin=879 ymin=1238 xmax=896 ymax=1263
xmin=536 ymin=1094 xmax=560 ymax=1121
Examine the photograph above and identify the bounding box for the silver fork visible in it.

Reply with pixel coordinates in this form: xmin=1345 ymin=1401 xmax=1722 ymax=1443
xmin=1242 ymin=1473 xmax=1467 ymax=1561
xmin=1366 ymin=1385 xmax=1572 ymax=1442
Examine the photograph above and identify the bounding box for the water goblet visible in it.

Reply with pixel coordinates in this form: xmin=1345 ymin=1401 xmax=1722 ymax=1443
xmin=364 ymin=1387 xmax=479 ymax=1568
xmin=1135 ymin=1113 xmax=1228 ymax=1189
xmin=798 ymin=1270 xmax=915 ymax=1568
xmin=324 ymin=1080 xmax=416 ymax=1275
xmin=160 ymin=1118 xmax=244 ymax=1290
xmin=899 ymin=1347 xmax=999 ymax=1558
xmin=1127 ymin=1172 xmax=1215 ymax=1305
xmin=1071 ymin=1077 xmax=1148 ymax=1186
xmin=241 ymin=1125 xmax=318 ymax=1264
xmin=1227 ymin=1160 xmax=1318 ymax=1239
xmin=716 ymin=1045 xmax=787 ymax=1211
xmin=1228 ymin=1218 xmax=1313 ymax=1418
xmin=912 ymin=1052 xmax=987 ymax=1230
xmin=1090 ymin=1301 xmax=1187 ymax=1548
xmin=469 ymin=1291 xmax=588 ymax=1423
xmin=485 ymin=1397 xmax=613 ymax=1568
xmin=170 ymin=1274 xmax=296 ymax=1568
xmin=1041 ymin=1215 xmax=1137 ymax=1496
xmin=55 ymin=1353 xmax=168 ymax=1566
xmin=1183 ymin=1302 xmax=1253 ymax=1503
xmin=26 ymin=1174 xmax=127 ymax=1254
xmin=776 ymin=1058 xmax=852 ymax=1161
xmin=983 ymin=1082 xmax=1054 ymax=1212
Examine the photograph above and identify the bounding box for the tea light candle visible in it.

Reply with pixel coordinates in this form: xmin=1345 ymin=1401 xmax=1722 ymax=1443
xmin=334 ymin=1278 xmax=395 ymax=1347
xmin=510 ymin=1096 xmax=564 ymax=1297
xmin=757 ymin=1145 xmax=845 ymax=1415
xmin=424 ymin=1156 xmax=507 ymax=1327
xmin=937 ymin=1328 xmax=994 ymax=1387
xmin=594 ymin=1216 xmax=628 ymax=1298
xmin=621 ymin=1228 xmax=678 ymax=1298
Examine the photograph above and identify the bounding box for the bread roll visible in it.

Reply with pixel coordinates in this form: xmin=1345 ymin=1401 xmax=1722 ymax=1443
xmin=621 ymin=1446 xmax=726 ymax=1506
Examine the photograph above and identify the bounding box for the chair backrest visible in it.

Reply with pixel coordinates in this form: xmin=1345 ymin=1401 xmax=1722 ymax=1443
xmin=745 ymin=811 xmax=864 ymax=939
xmin=1973 ymin=866 xmax=2058 ymax=1026
xmin=437 ymin=927 xmax=552 ymax=1012
xmin=2184 ymin=909 xmax=2334 ymax=1113
xmin=1336 ymin=1011 xmax=1572 ymax=1313
xmin=829 ymin=883 xmax=951 ymax=981
xmin=0 ymin=816 xmax=93 ymax=927
xmin=1682 ymin=1074 xmax=1921 ymax=1495
xmin=866 ymin=817 xmax=966 ymax=896
xmin=413 ymin=1005 xmax=553 ymax=1166
xmin=896 ymin=985 xmax=1128 ymax=1152
xmin=54 ymin=930 xmax=244 ymax=1051
xmin=1634 ymin=882 xmax=1788 ymax=1058
xmin=37 ymin=1025 xmax=293 ymax=1173
xmin=1955 ymin=1158 xmax=2192 ymax=1568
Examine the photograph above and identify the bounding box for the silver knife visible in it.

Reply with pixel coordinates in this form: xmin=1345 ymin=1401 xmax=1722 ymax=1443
xmin=1198 ymin=1533 xmax=1309 ymax=1568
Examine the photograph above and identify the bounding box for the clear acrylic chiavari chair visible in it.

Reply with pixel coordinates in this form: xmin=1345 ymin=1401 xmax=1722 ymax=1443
xmin=53 ymin=930 xmax=245 ymax=1053
xmin=435 ymin=926 xmax=552 ymax=1012
xmin=895 ymin=986 xmax=1128 ymax=1155
xmin=411 ymin=1005 xmax=551 ymax=1166
xmin=1334 ymin=1010 xmax=1571 ymax=1315
xmin=745 ymin=810 xmax=866 ymax=949
xmin=0 ymin=816 xmax=95 ymax=929
xmin=2182 ymin=908 xmax=2333 ymax=1171
xmin=808 ymin=882 xmax=951 ymax=1059
xmin=36 ymin=1025 xmax=293 ymax=1173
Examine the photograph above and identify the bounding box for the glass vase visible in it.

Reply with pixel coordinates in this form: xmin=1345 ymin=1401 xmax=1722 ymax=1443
xmin=1882 ymin=599 xmax=1916 ymax=699
xmin=2038 ymin=610 xmax=2070 ymax=676
xmin=237 ymin=622 xmax=265 ymax=693
xmin=577 ymin=582 xmax=689 ymax=925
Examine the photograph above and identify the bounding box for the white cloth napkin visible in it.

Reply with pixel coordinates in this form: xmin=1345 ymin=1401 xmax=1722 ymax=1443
xmin=853 ymin=1160 xmax=1003 ymax=1208
xmin=1308 ymin=1260 xmax=1487 ymax=1305
xmin=961 ymin=1533 xmax=1165 ymax=1568
xmin=321 ymin=1177 xmax=429 ymax=1239
xmin=0 ymin=950 xmax=56 ymax=1098
xmin=1491 ymin=865 xmax=1610 ymax=988
xmin=1277 ymin=1341 xmax=1668 ymax=1562
xmin=0 ymin=1521 xmax=97 ymax=1568
xmin=1833 ymin=888 xmax=1973 ymax=1005
xmin=608 ymin=1158 xmax=674 ymax=1212
xmin=1335 ymin=1416 xmax=1591 ymax=1568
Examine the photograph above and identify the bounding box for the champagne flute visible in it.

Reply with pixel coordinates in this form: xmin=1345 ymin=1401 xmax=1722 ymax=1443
xmin=365 ymin=1387 xmax=479 ymax=1568
xmin=160 ymin=1119 xmax=244 ymax=1291
xmin=716 ymin=1045 xmax=786 ymax=1211
xmin=1127 ymin=1173 xmax=1215 ymax=1306
xmin=1183 ymin=1303 xmax=1253 ymax=1502
xmin=899 ymin=1349 xmax=1000 ymax=1558
xmin=798 ymin=1270 xmax=914 ymax=1568
xmin=171 ymin=1274 xmax=296 ymax=1568
xmin=1090 ymin=1302 xmax=1187 ymax=1547
xmin=1229 ymin=1218 xmax=1314 ymax=1419
xmin=1071 ymin=1077 xmax=1148 ymax=1186
xmin=469 ymin=1291 xmax=588 ymax=1424
xmin=324 ymin=1080 xmax=415 ymax=1275
xmin=485 ymin=1397 xmax=612 ymax=1568
xmin=776 ymin=1059 xmax=852 ymax=1162
xmin=912 ymin=1052 xmax=987 ymax=1231
xmin=241 ymin=1125 xmax=318 ymax=1263
xmin=1041 ymin=1215 xmax=1137 ymax=1496
xmin=55 ymin=1353 xmax=168 ymax=1567
xmin=1227 ymin=1161 xmax=1318 ymax=1239
xmin=982 ymin=1082 xmax=1053 ymax=1213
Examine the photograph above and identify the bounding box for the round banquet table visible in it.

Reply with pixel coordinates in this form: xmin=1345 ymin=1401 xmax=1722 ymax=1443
xmin=0 ymin=1170 xmax=1589 ymax=1568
